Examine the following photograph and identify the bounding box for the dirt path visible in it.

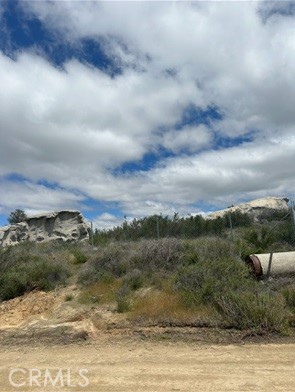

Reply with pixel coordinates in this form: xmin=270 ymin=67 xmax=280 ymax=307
xmin=0 ymin=340 xmax=294 ymax=392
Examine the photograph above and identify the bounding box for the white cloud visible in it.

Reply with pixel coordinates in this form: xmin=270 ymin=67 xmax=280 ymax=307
xmin=81 ymin=134 xmax=294 ymax=219
xmin=92 ymin=212 xmax=123 ymax=231
xmin=21 ymin=1 xmax=295 ymax=136
xmin=131 ymin=135 xmax=295 ymax=206
xmin=0 ymin=179 xmax=85 ymax=216
xmin=162 ymin=125 xmax=212 ymax=154
xmin=0 ymin=51 xmax=199 ymax=181
xmin=0 ymin=1 xmax=294 ymax=223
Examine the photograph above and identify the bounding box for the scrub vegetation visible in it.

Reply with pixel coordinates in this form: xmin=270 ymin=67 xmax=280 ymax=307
xmin=0 ymin=209 xmax=295 ymax=335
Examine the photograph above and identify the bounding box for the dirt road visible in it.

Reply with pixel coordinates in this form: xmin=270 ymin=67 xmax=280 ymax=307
xmin=0 ymin=290 xmax=294 ymax=391
xmin=0 ymin=340 xmax=294 ymax=392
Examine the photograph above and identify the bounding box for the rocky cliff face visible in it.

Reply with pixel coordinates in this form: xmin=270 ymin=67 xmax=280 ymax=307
xmin=207 ymin=197 xmax=290 ymax=220
xmin=0 ymin=211 xmax=90 ymax=247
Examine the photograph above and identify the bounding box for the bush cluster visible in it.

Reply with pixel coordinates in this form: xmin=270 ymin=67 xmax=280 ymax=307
xmin=0 ymin=242 xmax=71 ymax=301
xmin=1 ymin=234 xmax=293 ymax=334
xmin=78 ymin=238 xmax=184 ymax=285
xmin=174 ymin=258 xmax=248 ymax=306
xmin=216 ymin=290 xmax=287 ymax=332
xmin=174 ymin=252 xmax=289 ymax=332
xmin=77 ymin=236 xmax=292 ymax=333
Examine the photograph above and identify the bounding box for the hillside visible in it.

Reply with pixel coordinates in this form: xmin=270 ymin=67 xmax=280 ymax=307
xmin=0 ymin=198 xmax=294 ymax=350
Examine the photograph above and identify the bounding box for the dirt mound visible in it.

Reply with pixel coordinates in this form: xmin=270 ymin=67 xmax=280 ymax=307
xmin=0 ymin=290 xmax=56 ymax=328
xmin=0 ymin=288 xmax=125 ymax=344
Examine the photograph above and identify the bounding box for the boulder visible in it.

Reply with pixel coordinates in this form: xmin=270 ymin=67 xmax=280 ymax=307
xmin=207 ymin=197 xmax=290 ymax=221
xmin=0 ymin=211 xmax=90 ymax=247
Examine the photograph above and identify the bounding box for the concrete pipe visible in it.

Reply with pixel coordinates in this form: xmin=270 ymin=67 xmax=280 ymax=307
xmin=245 ymin=251 xmax=295 ymax=278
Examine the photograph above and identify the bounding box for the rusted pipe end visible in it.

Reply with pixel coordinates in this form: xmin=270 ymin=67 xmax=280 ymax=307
xmin=245 ymin=254 xmax=263 ymax=278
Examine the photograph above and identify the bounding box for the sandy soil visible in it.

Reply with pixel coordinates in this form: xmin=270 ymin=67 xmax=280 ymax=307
xmin=0 ymin=290 xmax=295 ymax=391
xmin=0 ymin=340 xmax=294 ymax=392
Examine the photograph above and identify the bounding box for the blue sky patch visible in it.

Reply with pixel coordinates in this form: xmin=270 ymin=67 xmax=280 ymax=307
xmin=259 ymin=1 xmax=295 ymax=23
xmin=213 ymin=132 xmax=255 ymax=150
xmin=0 ymin=0 xmax=120 ymax=74
xmin=176 ymin=104 xmax=223 ymax=129
xmin=112 ymin=148 xmax=174 ymax=176
xmin=3 ymin=173 xmax=28 ymax=183
xmin=0 ymin=214 xmax=7 ymax=227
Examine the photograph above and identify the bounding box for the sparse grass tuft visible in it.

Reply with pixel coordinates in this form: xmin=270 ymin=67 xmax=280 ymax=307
xmin=65 ymin=294 xmax=74 ymax=302
xmin=116 ymin=284 xmax=131 ymax=313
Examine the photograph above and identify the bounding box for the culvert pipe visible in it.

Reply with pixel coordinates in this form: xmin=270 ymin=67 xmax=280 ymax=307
xmin=245 ymin=251 xmax=295 ymax=278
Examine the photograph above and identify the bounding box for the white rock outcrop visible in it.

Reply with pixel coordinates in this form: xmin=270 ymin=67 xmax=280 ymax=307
xmin=207 ymin=197 xmax=290 ymax=220
xmin=0 ymin=211 xmax=90 ymax=247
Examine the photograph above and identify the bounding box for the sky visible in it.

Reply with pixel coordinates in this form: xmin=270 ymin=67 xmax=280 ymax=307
xmin=0 ymin=0 xmax=295 ymax=229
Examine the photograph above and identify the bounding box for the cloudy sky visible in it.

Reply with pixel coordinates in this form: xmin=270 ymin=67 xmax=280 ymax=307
xmin=0 ymin=0 xmax=295 ymax=229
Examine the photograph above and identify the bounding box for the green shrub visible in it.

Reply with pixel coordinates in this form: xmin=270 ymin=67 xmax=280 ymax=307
xmin=72 ymin=249 xmax=88 ymax=264
xmin=90 ymin=243 xmax=131 ymax=277
xmin=185 ymin=237 xmax=237 ymax=264
xmin=0 ymin=270 xmax=28 ymax=300
xmin=77 ymin=265 xmax=98 ymax=286
xmin=122 ymin=269 xmax=144 ymax=291
xmin=0 ymin=259 xmax=69 ymax=301
xmin=78 ymin=265 xmax=116 ymax=286
xmin=80 ymin=238 xmax=184 ymax=286
xmin=174 ymin=256 xmax=289 ymax=332
xmin=243 ymin=227 xmax=276 ymax=253
xmin=130 ymin=238 xmax=184 ymax=271
xmin=0 ymin=243 xmax=36 ymax=271
xmin=175 ymin=258 xmax=250 ymax=306
xmin=216 ymin=290 xmax=288 ymax=333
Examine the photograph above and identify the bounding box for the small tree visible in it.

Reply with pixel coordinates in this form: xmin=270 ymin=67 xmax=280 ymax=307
xmin=8 ymin=209 xmax=27 ymax=224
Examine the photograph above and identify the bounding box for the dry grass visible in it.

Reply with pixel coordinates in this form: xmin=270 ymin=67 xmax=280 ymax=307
xmin=79 ymin=280 xmax=120 ymax=304
xmin=129 ymin=289 xmax=219 ymax=327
